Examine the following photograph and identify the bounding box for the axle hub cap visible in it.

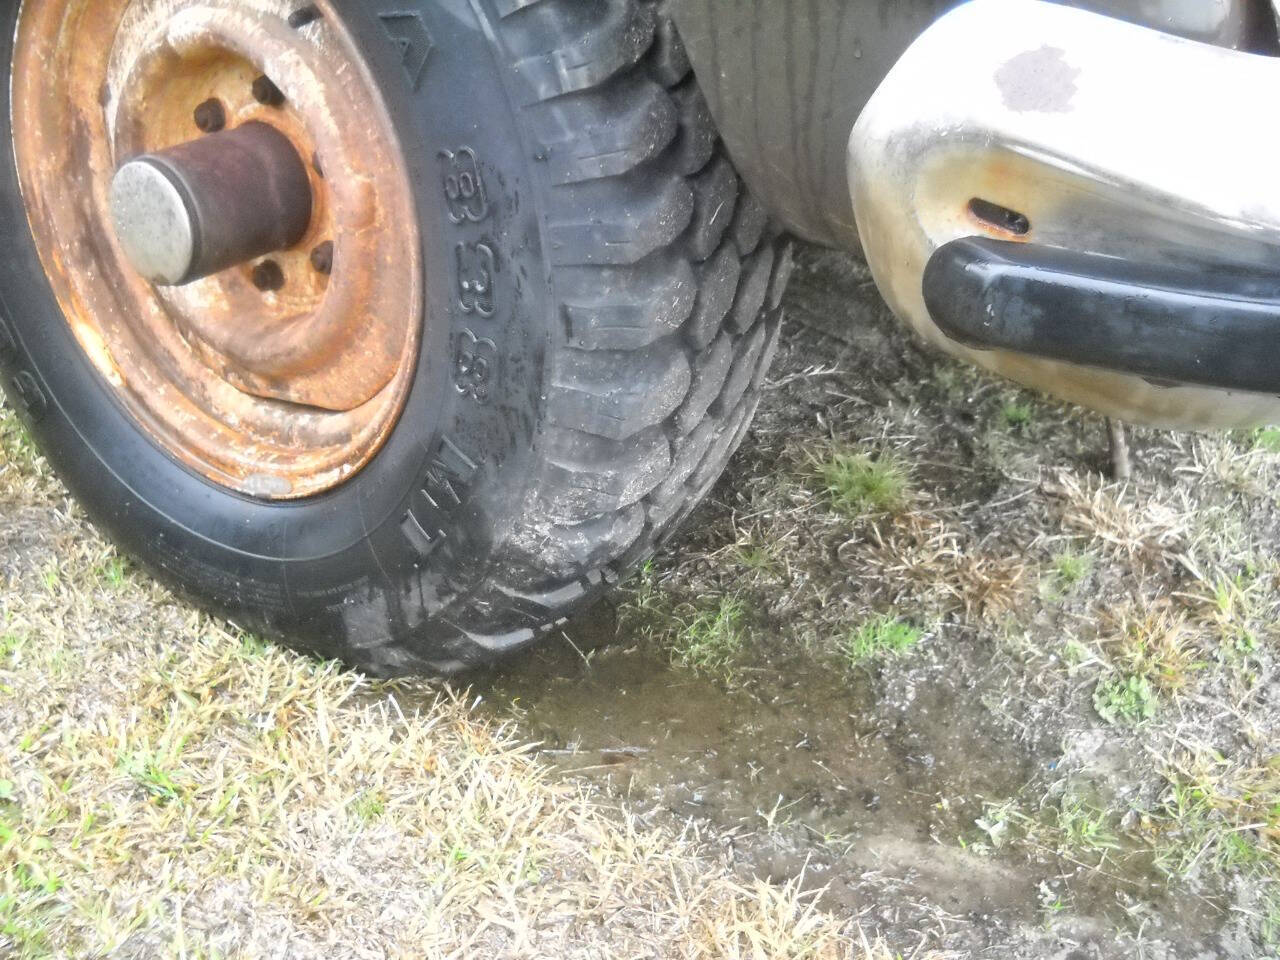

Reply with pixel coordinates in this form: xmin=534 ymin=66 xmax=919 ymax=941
xmin=111 ymin=122 xmax=314 ymax=286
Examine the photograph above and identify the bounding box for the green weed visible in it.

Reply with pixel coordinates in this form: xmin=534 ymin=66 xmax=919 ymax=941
xmin=817 ymin=450 xmax=910 ymax=518
xmin=0 ymin=410 xmax=41 ymax=474
xmin=1262 ymin=888 xmax=1280 ymax=946
xmin=237 ymin=632 xmax=272 ymax=658
xmin=841 ymin=616 xmax=921 ymax=668
xmin=1199 ymin=573 xmax=1266 ymax=659
xmin=1000 ymin=401 xmax=1034 ymax=429
xmin=974 ymin=801 xmax=1018 ymax=851
xmin=350 ymin=789 xmax=386 ymax=823
xmin=1054 ymin=795 xmax=1121 ymax=854
xmin=1052 ymin=549 xmax=1092 ymax=589
xmin=622 ymin=561 xmax=664 ymax=614
xmin=120 ymin=753 xmax=185 ymax=805
xmin=1093 ymin=674 xmax=1157 ymax=726
xmin=0 ymin=632 xmax=24 ymax=662
xmin=671 ymin=596 xmax=749 ymax=678
xmin=96 ymin=557 xmax=129 ymax=590
xmin=1250 ymin=426 xmax=1280 ymax=454
xmin=1103 ymin=606 xmax=1203 ymax=697
xmin=0 ymin=893 xmax=53 ymax=957
xmin=1061 ymin=638 xmax=1092 ymax=671
xmin=733 ymin=541 xmax=781 ymax=576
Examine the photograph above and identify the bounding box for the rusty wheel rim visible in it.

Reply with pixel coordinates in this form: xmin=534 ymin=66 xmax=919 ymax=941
xmin=11 ymin=0 xmax=422 ymax=499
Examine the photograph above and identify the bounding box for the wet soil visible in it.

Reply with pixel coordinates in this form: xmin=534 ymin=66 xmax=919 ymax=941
xmin=455 ymin=246 xmax=1254 ymax=959
xmin=471 ymin=609 xmax=1215 ymax=959
xmin=351 ymin=243 xmax=1280 ymax=957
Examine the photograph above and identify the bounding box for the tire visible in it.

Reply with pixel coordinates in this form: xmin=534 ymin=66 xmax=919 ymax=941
xmin=0 ymin=0 xmax=791 ymax=674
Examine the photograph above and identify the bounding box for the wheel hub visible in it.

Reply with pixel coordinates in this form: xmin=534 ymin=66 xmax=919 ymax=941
xmin=111 ymin=121 xmax=314 ymax=286
xmin=11 ymin=0 xmax=422 ymax=498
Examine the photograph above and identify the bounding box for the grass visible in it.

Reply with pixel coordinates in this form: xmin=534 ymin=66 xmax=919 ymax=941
xmin=0 ymin=607 xmax=854 ymax=957
xmin=0 ymin=407 xmax=865 ymax=959
xmin=1051 ymin=548 xmax=1092 ymax=589
xmin=613 ymin=249 xmax=1280 ymax=951
xmin=841 ymin=616 xmax=922 ymax=668
xmin=1249 ymin=426 xmax=1280 ymax=454
xmin=816 ymin=449 xmax=911 ymax=518
xmin=1146 ymin=750 xmax=1280 ymax=911
xmin=1036 ymin=460 xmax=1280 ymax=940
xmin=1143 ymin=750 xmax=1280 ymax=947
xmin=1000 ymin=400 xmax=1034 ymax=429
xmin=670 ymin=595 xmax=750 ymax=678
xmin=12 ymin=240 xmax=1280 ymax=955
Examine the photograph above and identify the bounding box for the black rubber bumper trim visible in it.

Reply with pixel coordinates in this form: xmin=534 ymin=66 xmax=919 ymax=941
xmin=923 ymin=236 xmax=1280 ymax=394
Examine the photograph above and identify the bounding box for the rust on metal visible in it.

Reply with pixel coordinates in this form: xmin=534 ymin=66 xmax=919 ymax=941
xmin=12 ymin=0 xmax=422 ymax=498
xmin=966 ymin=196 xmax=1032 ymax=241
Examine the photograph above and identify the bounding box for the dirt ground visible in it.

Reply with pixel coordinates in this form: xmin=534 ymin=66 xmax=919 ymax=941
xmin=479 ymin=246 xmax=1280 ymax=960
xmin=5 ymin=242 xmax=1280 ymax=958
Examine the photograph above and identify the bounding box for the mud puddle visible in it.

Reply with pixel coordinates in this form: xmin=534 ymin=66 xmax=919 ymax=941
xmin=401 ymin=244 xmax=1243 ymax=956
xmin=457 ymin=605 xmax=1213 ymax=957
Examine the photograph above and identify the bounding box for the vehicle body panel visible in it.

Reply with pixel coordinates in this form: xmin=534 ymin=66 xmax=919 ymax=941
xmin=670 ymin=0 xmax=1275 ymax=249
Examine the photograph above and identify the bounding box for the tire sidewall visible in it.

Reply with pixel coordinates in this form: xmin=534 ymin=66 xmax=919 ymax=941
xmin=0 ymin=0 xmax=551 ymax=665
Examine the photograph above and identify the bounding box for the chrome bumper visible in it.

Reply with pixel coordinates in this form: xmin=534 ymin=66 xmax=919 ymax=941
xmin=849 ymin=0 xmax=1280 ymax=430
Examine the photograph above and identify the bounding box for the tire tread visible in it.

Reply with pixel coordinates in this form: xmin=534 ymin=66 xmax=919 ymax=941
xmin=407 ymin=0 xmax=789 ymax=669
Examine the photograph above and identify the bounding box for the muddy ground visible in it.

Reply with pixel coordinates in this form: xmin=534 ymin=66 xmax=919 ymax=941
xmin=5 ymin=242 xmax=1280 ymax=958
xmin=465 ymin=246 xmax=1280 ymax=959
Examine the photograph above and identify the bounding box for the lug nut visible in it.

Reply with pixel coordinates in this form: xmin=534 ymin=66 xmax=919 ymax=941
xmin=193 ymin=99 xmax=226 ymax=133
xmin=251 ymin=260 xmax=285 ymax=292
xmin=252 ymin=75 xmax=286 ymax=107
xmin=310 ymin=241 xmax=334 ymax=276
xmin=312 ymin=152 xmax=324 ymax=178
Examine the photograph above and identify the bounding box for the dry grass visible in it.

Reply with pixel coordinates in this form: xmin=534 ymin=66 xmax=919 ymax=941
xmin=1001 ymin=439 xmax=1280 ymax=934
xmin=614 ymin=246 xmax=1280 ymax=951
xmin=0 ymin=407 xmax=891 ymax=960
xmin=15 ymin=241 xmax=1280 ymax=955
xmin=1099 ymin=604 xmax=1203 ymax=696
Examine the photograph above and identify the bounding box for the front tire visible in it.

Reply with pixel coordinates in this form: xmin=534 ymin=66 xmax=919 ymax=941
xmin=0 ymin=0 xmax=791 ymax=674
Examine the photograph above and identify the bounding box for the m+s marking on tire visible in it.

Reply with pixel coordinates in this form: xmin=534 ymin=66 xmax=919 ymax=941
xmin=400 ymin=436 xmax=479 ymax=557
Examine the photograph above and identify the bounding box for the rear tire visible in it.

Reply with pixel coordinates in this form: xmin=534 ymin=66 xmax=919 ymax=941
xmin=0 ymin=0 xmax=791 ymax=673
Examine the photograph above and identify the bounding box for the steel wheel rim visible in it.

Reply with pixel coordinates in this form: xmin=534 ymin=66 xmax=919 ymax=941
xmin=11 ymin=0 xmax=422 ymax=499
